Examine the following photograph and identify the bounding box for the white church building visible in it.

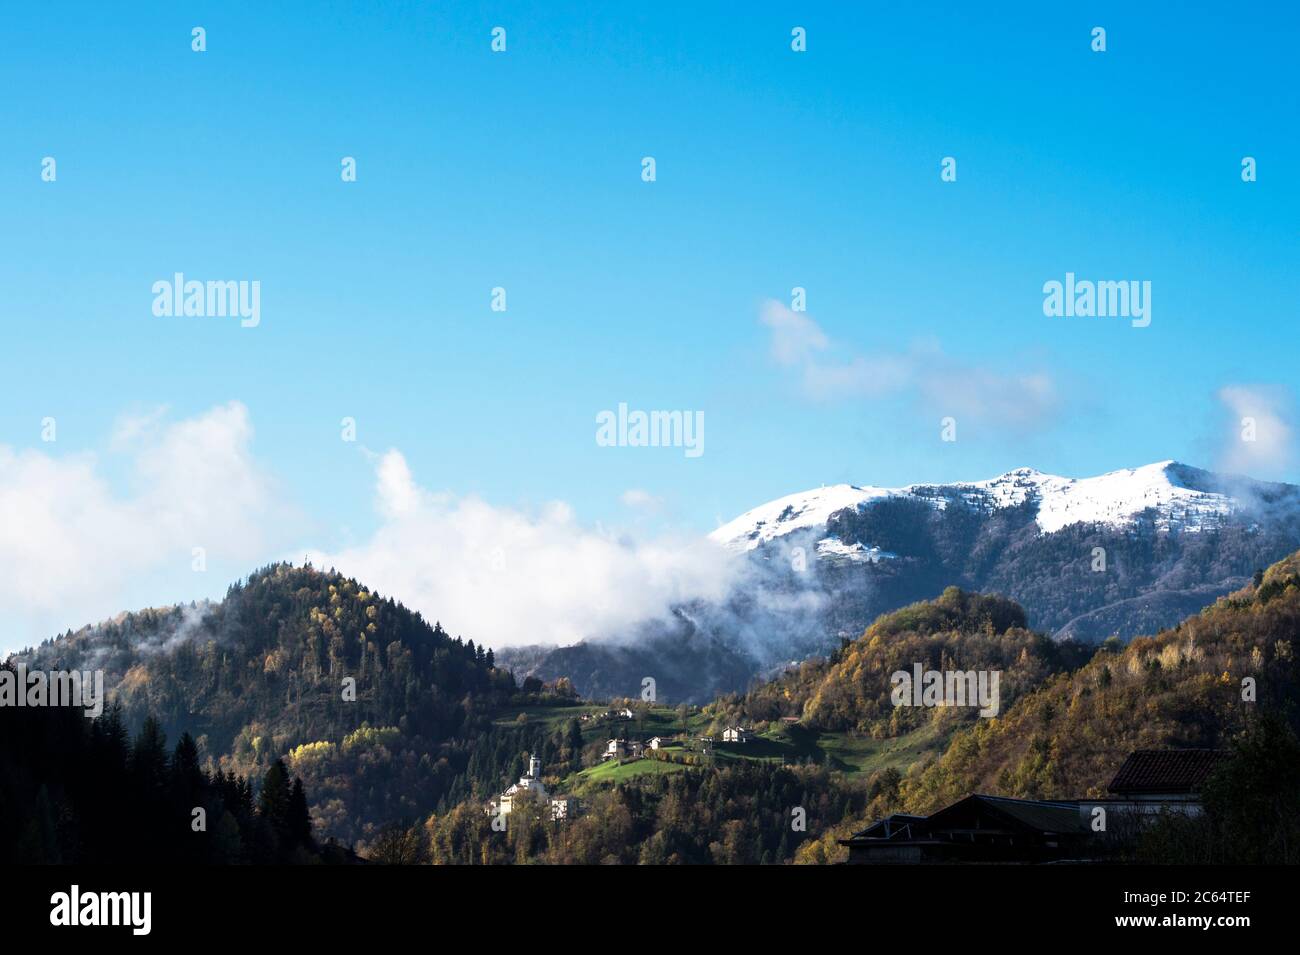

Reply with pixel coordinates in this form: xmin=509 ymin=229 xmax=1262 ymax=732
xmin=488 ymin=754 xmax=579 ymax=820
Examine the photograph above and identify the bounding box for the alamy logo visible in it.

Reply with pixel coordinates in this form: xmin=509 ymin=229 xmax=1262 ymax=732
xmin=0 ymin=664 xmax=103 ymax=717
xmin=890 ymin=664 xmax=1000 ymax=717
xmin=1042 ymin=272 xmax=1150 ymax=328
xmin=50 ymin=885 xmax=151 ymax=936
xmin=596 ymin=403 xmax=704 ymax=458
xmin=152 ymin=273 xmax=261 ymax=327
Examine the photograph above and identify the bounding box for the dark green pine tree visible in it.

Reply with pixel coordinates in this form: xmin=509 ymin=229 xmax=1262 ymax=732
xmin=288 ymin=777 xmax=313 ymax=849
xmin=131 ymin=716 xmax=169 ymax=792
xmin=18 ymin=785 xmax=63 ymax=864
xmin=171 ymin=732 xmax=205 ymax=797
xmin=237 ymin=774 xmax=256 ymax=817
xmin=259 ymin=759 xmax=292 ymax=835
xmin=254 ymin=759 xmax=295 ymax=862
xmin=96 ymin=702 xmax=131 ymax=769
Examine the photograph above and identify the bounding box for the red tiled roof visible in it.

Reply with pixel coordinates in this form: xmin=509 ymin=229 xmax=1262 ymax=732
xmin=1107 ymin=749 xmax=1226 ymax=795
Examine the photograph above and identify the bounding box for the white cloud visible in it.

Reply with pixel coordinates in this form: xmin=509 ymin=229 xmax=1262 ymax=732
xmin=108 ymin=405 xmax=171 ymax=451
xmin=1217 ymin=385 xmax=1294 ymax=476
xmin=306 ymin=450 xmax=738 ymax=649
xmin=621 ymin=488 xmax=664 ymax=510
xmin=760 ymin=301 xmax=829 ymax=366
xmin=1 ymin=406 xmax=740 ymax=657
xmin=759 ymin=300 xmax=1057 ymax=428
xmin=918 ymin=364 xmax=1057 ymax=430
xmin=0 ymin=401 xmax=294 ymax=653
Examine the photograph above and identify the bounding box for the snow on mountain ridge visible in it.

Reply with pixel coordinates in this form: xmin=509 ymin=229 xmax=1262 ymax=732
xmin=709 ymin=460 xmax=1280 ymax=551
xmin=709 ymin=483 xmax=904 ymax=552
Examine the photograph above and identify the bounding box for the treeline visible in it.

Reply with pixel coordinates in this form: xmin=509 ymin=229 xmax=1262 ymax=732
xmin=421 ymin=761 xmax=867 ymax=865
xmin=0 ymin=670 xmax=351 ymax=864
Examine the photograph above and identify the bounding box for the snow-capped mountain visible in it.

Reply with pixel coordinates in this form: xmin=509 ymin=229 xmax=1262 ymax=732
xmin=504 ymin=461 xmax=1300 ymax=702
xmin=711 ymin=460 xmax=1293 ymax=551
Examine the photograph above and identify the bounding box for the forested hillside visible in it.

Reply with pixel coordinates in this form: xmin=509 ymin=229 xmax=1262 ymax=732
xmin=795 ymin=550 xmax=1300 ymax=863
xmin=906 ymin=567 xmax=1298 ymax=809
xmin=708 ymin=588 xmax=1090 ymax=733
xmin=19 ymin=563 xmax=524 ymax=848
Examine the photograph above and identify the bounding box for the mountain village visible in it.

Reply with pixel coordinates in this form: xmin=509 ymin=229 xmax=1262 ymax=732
xmin=487 ymin=714 xmax=754 ymax=823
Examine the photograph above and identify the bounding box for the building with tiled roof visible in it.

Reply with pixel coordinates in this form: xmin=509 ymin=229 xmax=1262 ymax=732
xmin=839 ymin=748 xmax=1228 ymax=864
xmin=1106 ymin=749 xmax=1226 ymax=800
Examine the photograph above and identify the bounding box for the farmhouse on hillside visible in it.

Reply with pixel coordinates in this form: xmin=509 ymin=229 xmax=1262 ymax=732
xmin=603 ymin=738 xmax=645 ymax=761
xmin=580 ymin=707 xmax=635 ymax=723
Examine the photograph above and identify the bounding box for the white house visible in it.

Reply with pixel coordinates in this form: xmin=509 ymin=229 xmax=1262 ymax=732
xmin=722 ymin=726 xmax=751 ymax=743
xmin=648 ymin=736 xmax=672 ymax=750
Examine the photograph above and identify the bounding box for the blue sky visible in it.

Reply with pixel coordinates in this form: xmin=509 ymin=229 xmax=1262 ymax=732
xmin=1 ymin=2 xmax=1297 ymax=648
